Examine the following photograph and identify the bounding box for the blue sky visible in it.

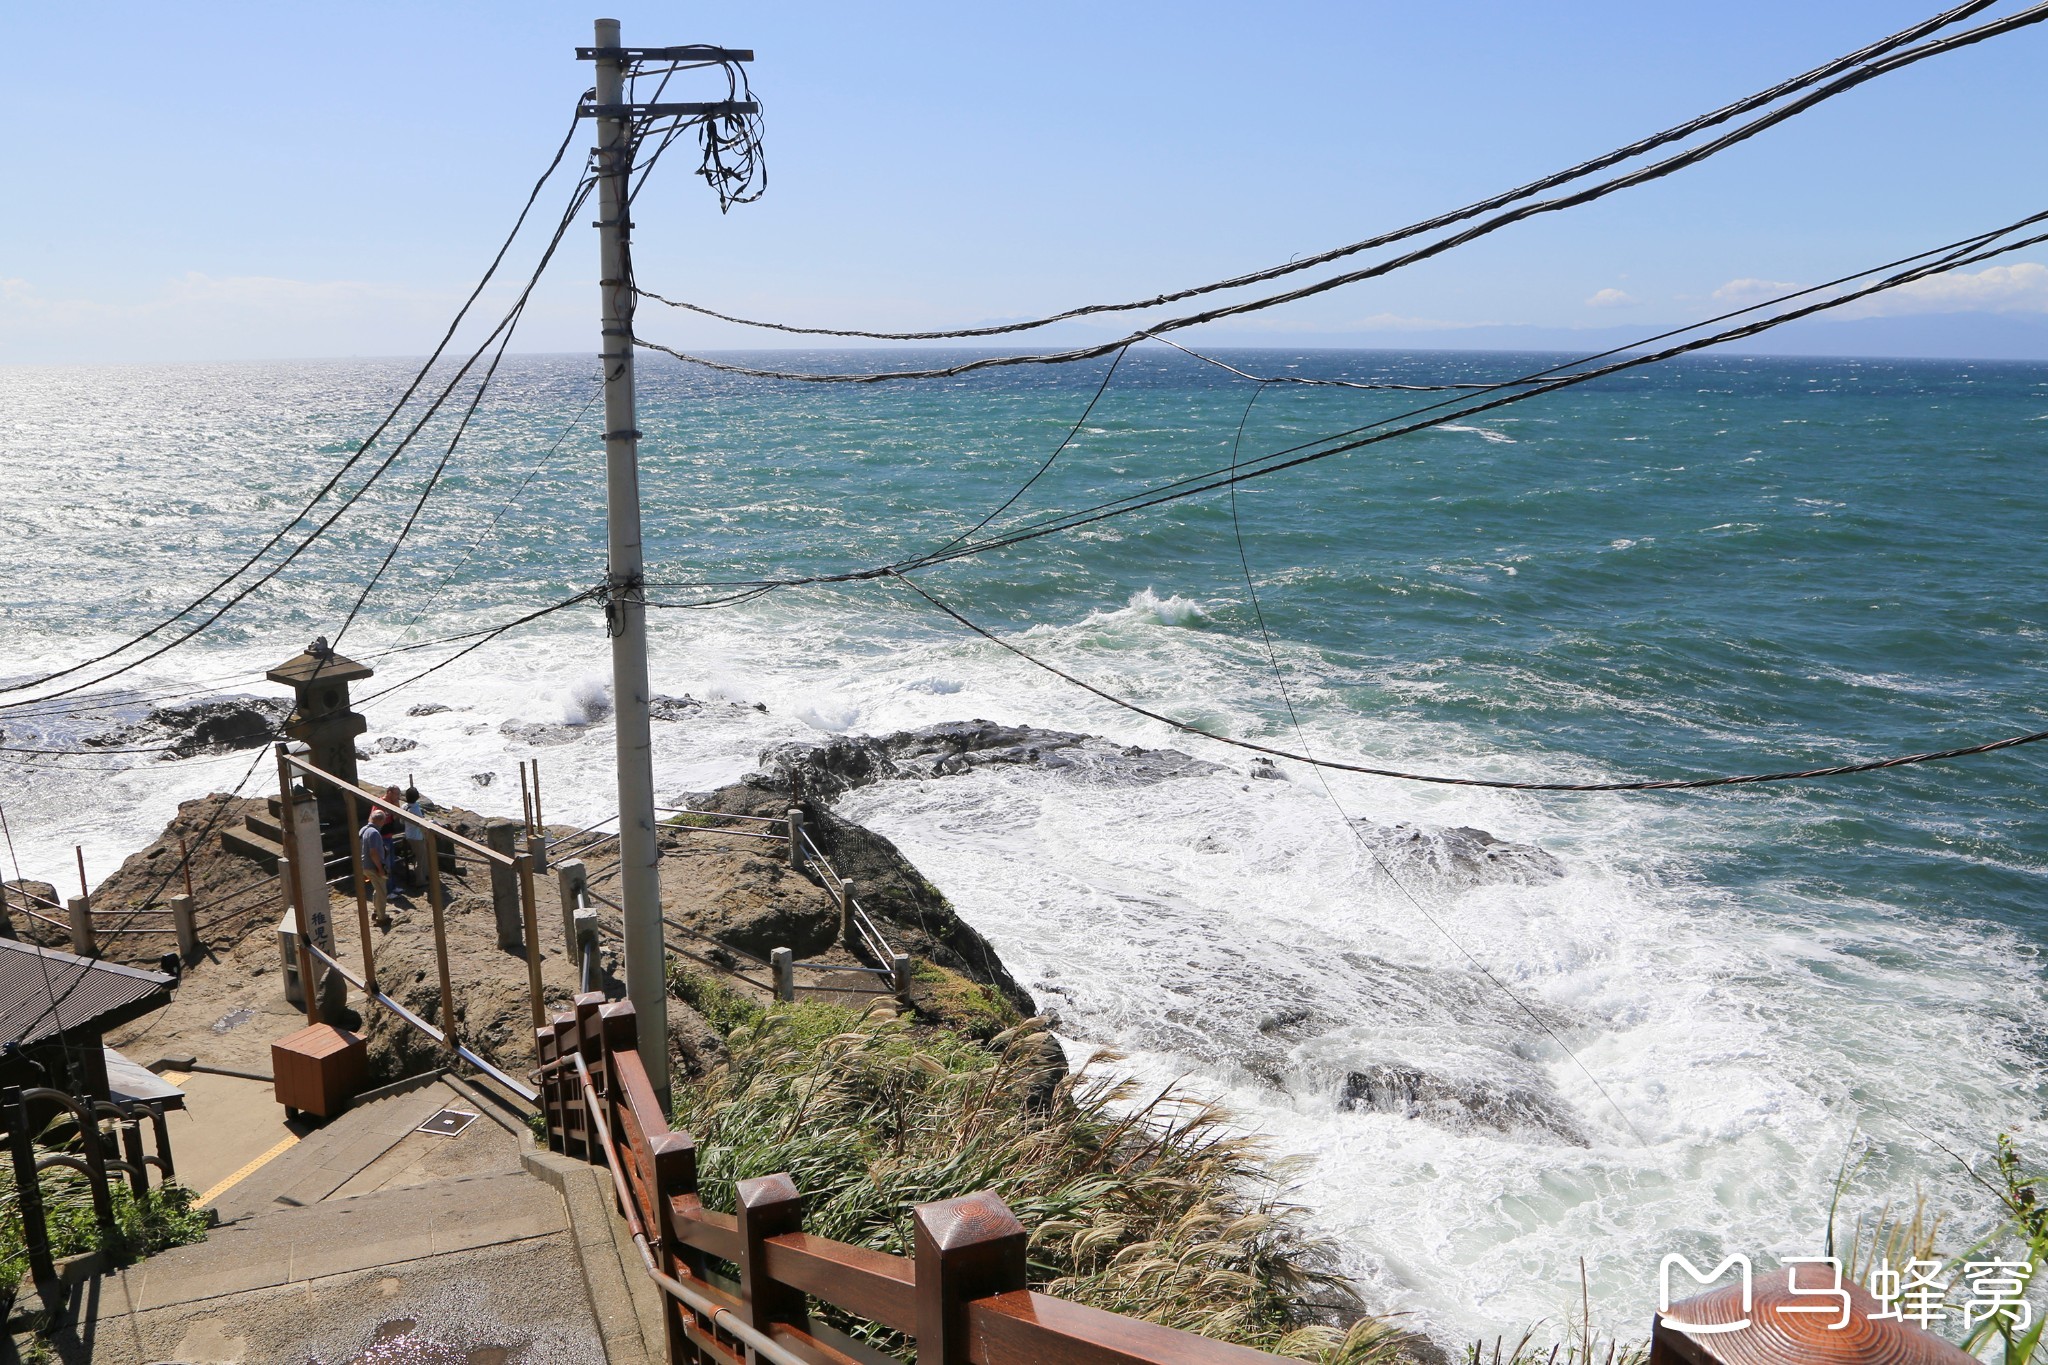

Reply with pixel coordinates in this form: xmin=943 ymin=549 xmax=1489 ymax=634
xmin=4 ymin=2 xmax=2047 ymax=362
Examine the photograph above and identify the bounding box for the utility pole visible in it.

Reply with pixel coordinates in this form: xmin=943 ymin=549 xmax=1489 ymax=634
xmin=591 ymin=17 xmax=668 ymax=1103
xmin=581 ymin=19 xmax=757 ymax=1106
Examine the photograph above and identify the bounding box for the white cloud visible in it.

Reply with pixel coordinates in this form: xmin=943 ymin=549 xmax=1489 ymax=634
xmin=1585 ymin=288 xmax=1637 ymax=309
xmin=1713 ymin=278 xmax=1802 ymax=305
xmin=1846 ymin=261 xmax=2048 ymax=317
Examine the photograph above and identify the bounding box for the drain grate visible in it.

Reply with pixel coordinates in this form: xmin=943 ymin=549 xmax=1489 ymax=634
xmin=416 ymin=1108 xmax=478 ymax=1137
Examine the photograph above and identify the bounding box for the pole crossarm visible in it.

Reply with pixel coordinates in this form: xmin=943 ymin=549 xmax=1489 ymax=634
xmin=576 ymin=45 xmax=753 ymax=63
xmin=578 ymin=100 xmax=759 ymax=121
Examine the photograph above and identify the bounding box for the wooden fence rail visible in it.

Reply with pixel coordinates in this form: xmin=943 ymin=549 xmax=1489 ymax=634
xmin=537 ymin=992 xmax=1294 ymax=1365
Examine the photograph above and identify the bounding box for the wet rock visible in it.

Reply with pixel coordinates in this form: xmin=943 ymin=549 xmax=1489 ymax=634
xmin=406 ymin=702 xmax=451 ymax=717
xmin=85 ymin=695 xmax=293 ymax=759
xmin=1 ymin=880 xmax=65 ymax=946
xmin=372 ymin=736 xmax=419 ymax=753
xmin=1339 ymin=1063 xmax=1588 ymax=1146
xmin=1356 ymin=820 xmax=1565 ymax=885
xmin=754 ymin=719 xmax=1222 ymax=800
xmin=499 ymin=720 xmax=587 ymax=747
xmin=471 ymin=772 xmax=495 ymax=787
xmin=1249 ymin=757 xmax=1285 ymax=780
xmin=649 ymin=694 xmax=701 ymax=722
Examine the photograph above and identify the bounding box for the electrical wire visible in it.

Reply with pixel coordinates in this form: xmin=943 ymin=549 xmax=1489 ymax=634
xmin=0 ymin=103 xmax=593 ymax=701
xmin=628 ymin=1 xmax=1998 ymax=342
xmin=888 ymin=573 xmax=2048 ymax=792
xmin=0 ymin=172 xmax=598 ymax=717
xmin=1218 ymin=382 xmax=1649 ymax=1145
xmin=637 ymin=209 xmax=2048 ymax=593
xmin=630 ymin=3 xmax=2048 ymax=383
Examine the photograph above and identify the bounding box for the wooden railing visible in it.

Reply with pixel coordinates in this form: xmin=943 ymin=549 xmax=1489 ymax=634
xmin=537 ymin=991 xmax=1294 ymax=1365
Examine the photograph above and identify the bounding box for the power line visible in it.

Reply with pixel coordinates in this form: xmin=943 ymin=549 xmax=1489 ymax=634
xmin=629 ymin=3 xmax=2048 ymax=384
xmin=1218 ymin=381 xmax=1648 ymax=1146
xmin=636 ymin=208 xmax=2048 ymax=593
xmin=0 ymin=103 xmax=593 ymax=702
xmin=629 ymin=1 xmax=1998 ymax=343
xmin=0 ymin=171 xmax=598 ymax=716
xmin=888 ymin=573 xmax=2048 ymax=793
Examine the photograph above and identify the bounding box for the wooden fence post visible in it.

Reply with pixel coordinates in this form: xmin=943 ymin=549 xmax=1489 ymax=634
xmin=914 ymin=1192 xmax=1028 ymax=1365
xmin=737 ymin=1172 xmax=807 ymax=1335
xmin=647 ymin=1131 xmax=702 ymax=1357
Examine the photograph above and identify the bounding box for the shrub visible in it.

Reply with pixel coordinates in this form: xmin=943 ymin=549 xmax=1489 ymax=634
xmin=670 ymin=1000 xmax=1416 ymax=1363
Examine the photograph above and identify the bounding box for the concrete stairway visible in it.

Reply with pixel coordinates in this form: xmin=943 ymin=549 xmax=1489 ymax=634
xmin=32 ymin=1072 xmax=662 ymax=1364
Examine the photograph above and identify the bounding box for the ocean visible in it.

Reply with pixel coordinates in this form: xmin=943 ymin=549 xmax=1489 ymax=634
xmin=2 ymin=347 xmax=2044 ymax=1346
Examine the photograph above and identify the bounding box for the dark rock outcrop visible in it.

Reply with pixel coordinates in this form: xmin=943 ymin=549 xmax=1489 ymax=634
xmin=1355 ymin=820 xmax=1565 ymax=885
xmin=1339 ymin=1063 xmax=1588 ymax=1146
xmin=753 ymin=719 xmax=1222 ymax=801
xmin=83 ymin=695 xmax=292 ymax=760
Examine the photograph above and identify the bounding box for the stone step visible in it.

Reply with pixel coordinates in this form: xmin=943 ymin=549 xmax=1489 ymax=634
xmin=245 ymin=811 xmax=284 ymax=843
xmin=219 ymin=825 xmax=283 ymax=874
xmin=209 ymin=1073 xmax=455 ymax=1223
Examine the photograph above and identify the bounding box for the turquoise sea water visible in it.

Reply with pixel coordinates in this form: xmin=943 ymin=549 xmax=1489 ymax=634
xmin=3 ymin=347 xmax=2045 ymax=1345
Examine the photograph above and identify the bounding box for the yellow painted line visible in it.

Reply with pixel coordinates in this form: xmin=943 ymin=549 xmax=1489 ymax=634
xmin=196 ymin=1134 xmax=299 ymax=1208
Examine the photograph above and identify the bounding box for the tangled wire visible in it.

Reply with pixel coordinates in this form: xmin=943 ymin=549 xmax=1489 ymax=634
xmin=694 ymin=59 xmax=766 ymax=212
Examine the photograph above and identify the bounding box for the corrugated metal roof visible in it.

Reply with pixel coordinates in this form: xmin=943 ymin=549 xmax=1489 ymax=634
xmin=0 ymin=940 xmax=172 ymax=1048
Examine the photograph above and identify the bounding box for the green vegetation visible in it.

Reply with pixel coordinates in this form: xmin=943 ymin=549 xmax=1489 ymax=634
xmin=905 ymin=956 xmax=1018 ymax=1041
xmin=669 ymin=961 xmax=766 ymax=1035
xmin=663 ymin=811 xmax=729 ymax=829
xmin=1 ymin=1169 xmax=208 ymax=1304
xmin=669 ymin=998 xmax=1416 ymax=1363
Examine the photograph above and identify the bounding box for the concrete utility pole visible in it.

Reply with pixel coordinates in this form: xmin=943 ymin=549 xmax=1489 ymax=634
xmin=592 ymin=17 xmax=669 ymax=1103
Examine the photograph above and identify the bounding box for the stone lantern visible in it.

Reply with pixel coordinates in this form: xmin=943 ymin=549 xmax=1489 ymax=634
xmin=266 ymin=637 xmax=373 ymax=827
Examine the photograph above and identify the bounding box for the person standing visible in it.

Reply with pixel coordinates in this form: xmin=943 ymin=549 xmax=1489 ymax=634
xmin=360 ymin=808 xmax=391 ymax=924
xmin=402 ymin=786 xmax=427 ymax=893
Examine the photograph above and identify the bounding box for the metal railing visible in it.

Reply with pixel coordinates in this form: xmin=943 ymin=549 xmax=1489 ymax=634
xmin=4 ymin=1084 xmax=177 ymax=1314
xmin=278 ymin=746 xmax=547 ymax=1097
xmin=537 ymin=993 xmax=1298 ymax=1365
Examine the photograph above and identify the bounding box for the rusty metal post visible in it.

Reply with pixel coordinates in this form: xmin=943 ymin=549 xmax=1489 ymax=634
xmin=519 ymin=762 xmax=534 ymax=834
xmin=913 ymin=1192 xmax=1029 ymax=1365
xmin=178 ymin=832 xmax=196 ymax=904
xmin=530 ymin=758 xmax=545 ymax=834
xmin=275 ymin=745 xmax=321 ymax=1025
xmin=737 ymin=1173 xmax=807 ymax=1334
xmin=518 ymin=852 xmax=544 ymax=1035
xmin=424 ymin=828 xmax=457 ymax=1054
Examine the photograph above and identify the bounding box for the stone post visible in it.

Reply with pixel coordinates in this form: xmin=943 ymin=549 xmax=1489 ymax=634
xmin=771 ymin=947 xmax=794 ymax=1003
xmin=485 ymin=819 xmax=522 ymax=951
xmin=787 ymin=808 xmax=806 ymax=873
xmin=556 ymin=858 xmax=588 ymax=960
xmin=170 ymin=893 xmax=197 ymax=960
xmin=65 ymin=895 xmax=94 ymax=956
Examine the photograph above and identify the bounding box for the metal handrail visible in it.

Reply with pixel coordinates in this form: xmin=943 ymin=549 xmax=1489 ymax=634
xmin=570 ymin=1052 xmax=809 ymax=1365
xmin=282 ymin=753 xmax=511 ymax=866
xmin=303 ymin=941 xmax=538 ymax=1102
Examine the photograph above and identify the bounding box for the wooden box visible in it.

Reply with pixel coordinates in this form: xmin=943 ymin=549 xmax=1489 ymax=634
xmin=271 ymin=1022 xmax=367 ymax=1119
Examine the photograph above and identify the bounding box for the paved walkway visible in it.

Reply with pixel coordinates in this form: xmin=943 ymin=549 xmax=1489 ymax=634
xmin=19 ymin=1077 xmax=651 ymax=1364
